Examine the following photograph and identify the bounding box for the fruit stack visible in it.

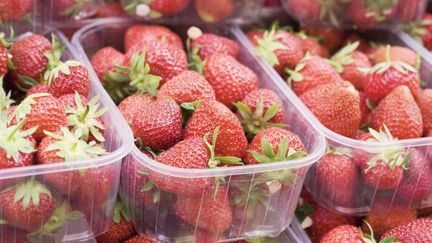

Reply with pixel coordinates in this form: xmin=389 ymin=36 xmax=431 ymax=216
xmin=72 ymin=18 xmax=326 ymax=242
xmin=0 ymin=30 xmax=132 ymax=241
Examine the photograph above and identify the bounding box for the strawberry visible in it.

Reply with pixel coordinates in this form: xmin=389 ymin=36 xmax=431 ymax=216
xmin=246 ymin=30 xmax=264 ymax=46
xmin=320 ymin=225 xmax=367 ymax=243
xmin=26 ymin=84 xmax=49 ymax=97
xmin=96 ymin=2 xmax=128 ymax=17
xmin=244 ymin=127 xmax=306 ymax=165
xmin=287 ymin=54 xmax=342 ymax=96
xmin=300 ymin=81 xmax=361 ymax=138
xmin=1 ymin=225 xmax=28 ymax=243
xmin=396 ymin=148 xmax=432 ymax=203
xmin=53 ymin=0 xmax=98 ymax=18
xmin=118 ymin=94 xmax=152 ymax=125
xmin=132 ymin=96 xmax=182 ymax=151
xmin=330 ymin=42 xmax=371 ymax=91
xmin=373 ymin=46 xmax=418 ymax=68
xmin=204 ymin=53 xmax=258 ymax=108
xmin=47 ymin=60 xmax=91 ymax=98
xmin=124 ymin=25 xmax=183 ymax=52
xmin=362 ymin=53 xmax=420 ymax=103
xmin=416 ymin=88 xmax=432 ymax=135
xmin=0 ymin=178 xmax=56 ymax=231
xmin=10 ymin=93 xmax=67 ymax=140
xmin=0 ymin=0 xmax=33 ymax=21
xmin=381 ymin=218 xmax=432 ymax=242
xmin=349 ymin=0 xmax=398 ymax=28
xmin=0 ymin=34 xmax=12 ymax=77
xmin=124 ymin=234 xmax=156 ymax=243
xmin=297 ymin=32 xmax=329 ymax=58
xmin=157 ymin=70 xmax=216 ymax=104
xmin=195 ymin=0 xmax=234 ymax=23
xmin=285 ymin=0 xmax=320 ymax=23
xmin=370 ymin=85 xmax=423 ymax=139
xmin=58 ymin=93 xmax=88 ymax=109
xmin=234 ymin=88 xmax=285 ymax=136
xmin=91 ymin=46 xmax=125 ymax=84
xmin=189 ymin=32 xmax=240 ymax=61
xmin=301 ymin=26 xmax=345 ymax=52
xmin=315 ymin=149 xmax=359 ymax=207
xmin=359 ymin=91 xmax=371 ymax=127
xmin=175 ymin=187 xmax=232 ymax=232
xmin=127 ymin=0 xmax=189 ymax=17
xmin=184 ymin=100 xmax=248 ymax=158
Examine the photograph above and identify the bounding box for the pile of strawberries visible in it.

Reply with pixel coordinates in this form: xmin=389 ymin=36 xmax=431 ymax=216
xmin=0 ymin=31 xmax=115 ymax=240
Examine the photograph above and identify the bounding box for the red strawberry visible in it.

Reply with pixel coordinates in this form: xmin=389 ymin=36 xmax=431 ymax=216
xmin=1 ymin=225 xmax=28 ymax=243
xmin=131 ymin=96 xmax=182 ymax=151
xmin=118 ymin=94 xmax=152 ymax=125
xmin=124 ymin=25 xmax=183 ymax=52
xmin=235 ymin=88 xmax=285 ymax=136
xmin=381 ymin=218 xmax=432 ymax=242
xmin=139 ymin=0 xmax=189 ymax=16
xmin=300 ymin=81 xmax=361 ymax=138
xmin=244 ymin=127 xmax=306 ymax=165
xmin=416 ymin=88 xmax=432 ymax=135
xmin=58 ymin=93 xmax=88 ymax=109
xmin=204 ymin=53 xmax=258 ymax=108
xmin=286 ymin=0 xmax=320 ymax=23
xmin=91 ymin=47 xmax=125 ymax=84
xmin=96 ymin=2 xmax=128 ymax=18
xmin=11 ymin=93 xmax=67 ymax=140
xmin=26 ymin=84 xmax=49 ymax=97
xmin=246 ymin=30 xmax=264 ymax=46
xmin=157 ymin=70 xmax=216 ymax=104
xmin=175 ymin=187 xmax=232 ymax=232
xmin=0 ymin=36 xmax=10 ymax=77
xmin=349 ymin=0 xmax=398 ymax=28
xmin=0 ymin=178 xmax=56 ymax=231
xmin=287 ymin=54 xmax=342 ymax=96
xmin=0 ymin=0 xmax=33 ymax=21
xmin=184 ymin=100 xmax=248 ymax=158
xmin=124 ymin=234 xmax=156 ymax=243
xmin=47 ymin=60 xmax=91 ymax=98
xmin=373 ymin=46 xmax=418 ymax=68
xmin=301 ymin=26 xmax=345 ymax=52
xmin=190 ymin=32 xmax=240 ymax=61
xmin=195 ymin=0 xmax=234 ymax=23
xmin=359 ymin=91 xmax=371 ymax=126
xmin=320 ymin=225 xmax=365 ymax=243
xmin=330 ymin=42 xmax=371 ymax=91
xmin=370 ymin=85 xmax=423 ymax=139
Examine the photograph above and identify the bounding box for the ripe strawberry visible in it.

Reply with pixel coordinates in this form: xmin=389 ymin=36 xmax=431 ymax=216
xmin=349 ymin=0 xmax=398 ymax=28
xmin=416 ymin=88 xmax=432 ymax=135
xmin=359 ymin=91 xmax=371 ymax=126
xmin=124 ymin=234 xmax=156 ymax=243
xmin=91 ymin=46 xmax=125 ymax=84
xmin=11 ymin=93 xmax=67 ymax=140
xmin=26 ymin=84 xmax=49 ymax=97
xmin=0 ymin=0 xmax=33 ymax=21
xmin=118 ymin=94 xmax=152 ymax=125
xmin=47 ymin=60 xmax=91 ymax=98
xmin=370 ymin=85 xmax=423 ymax=139
xmin=124 ymin=25 xmax=183 ymax=52
xmin=96 ymin=2 xmax=128 ymax=18
xmin=140 ymin=0 xmax=189 ymax=16
xmin=286 ymin=0 xmax=320 ymax=23
xmin=2 ymin=225 xmax=28 ymax=243
xmin=287 ymin=54 xmax=342 ymax=96
xmin=190 ymin=32 xmax=240 ymax=61
xmin=330 ymin=42 xmax=371 ymax=91
xmin=244 ymin=127 xmax=306 ymax=165
xmin=320 ymin=225 xmax=365 ymax=243
xmin=315 ymin=150 xmax=359 ymax=207
xmin=0 ymin=178 xmax=56 ymax=231
xmin=184 ymin=100 xmax=248 ymax=158
xmin=381 ymin=218 xmax=432 ymax=242
xmin=175 ymin=187 xmax=232 ymax=232
xmin=300 ymin=81 xmax=361 ymax=138
xmin=0 ymin=36 xmax=11 ymax=77
xmin=301 ymin=26 xmax=345 ymax=52
xmin=195 ymin=0 xmax=234 ymax=23
xmin=58 ymin=93 xmax=88 ymax=109
xmin=132 ymin=96 xmax=182 ymax=151
xmin=373 ymin=46 xmax=418 ymax=68
xmin=297 ymin=32 xmax=329 ymax=58
xmin=235 ymin=88 xmax=285 ymax=136
xmin=157 ymin=70 xmax=215 ymax=104
xmin=246 ymin=30 xmax=264 ymax=46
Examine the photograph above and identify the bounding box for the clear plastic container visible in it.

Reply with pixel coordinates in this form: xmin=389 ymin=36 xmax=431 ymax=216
xmin=281 ymin=0 xmax=427 ymax=30
xmin=233 ymin=26 xmax=432 ymax=216
xmin=119 ymin=0 xmax=264 ymax=25
xmin=284 ymin=218 xmax=311 ymax=243
xmin=71 ymin=18 xmax=326 ymax=241
xmin=0 ymin=30 xmax=133 ymax=242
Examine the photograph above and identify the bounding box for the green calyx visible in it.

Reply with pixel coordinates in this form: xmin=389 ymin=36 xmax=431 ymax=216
xmin=5 ymin=177 xmax=52 ymax=209
xmin=124 ymin=0 xmax=163 ymax=18
xmin=62 ymin=0 xmax=93 ymax=17
xmin=295 ymin=198 xmax=314 ymax=228
xmin=404 ymin=18 xmax=432 ymax=43
xmin=285 ymin=53 xmax=312 ymax=87
xmin=113 ymin=200 xmax=131 ymax=224
xmin=140 ymin=180 xmax=161 ymax=203
xmin=204 ymin=126 xmax=243 ymax=168
xmin=0 ymin=76 xmax=14 ymax=112
xmin=318 ymin=0 xmax=340 ymax=27
xmin=329 ymin=41 xmax=360 ymax=73
xmin=43 ymin=34 xmax=65 ymax=82
xmin=66 ymin=92 xmax=107 ymax=142
xmin=235 ymin=98 xmax=286 ymax=138
xmin=44 ymin=127 xmax=106 ymax=162
xmin=10 ymin=92 xmax=50 ymax=123
xmin=47 ymin=60 xmax=82 ymax=85
xmin=253 ymin=24 xmax=288 ymax=66
xmin=0 ymin=119 xmax=36 ymax=162
xmin=186 ymin=38 xmax=204 ymax=75
xmin=359 ymin=221 xmax=378 ymax=243
xmin=248 ymin=136 xmax=307 ymax=164
xmin=325 ymin=145 xmax=353 ymax=157
xmin=363 ymin=0 xmax=399 ymax=22
xmin=0 ymin=29 xmax=14 ymax=49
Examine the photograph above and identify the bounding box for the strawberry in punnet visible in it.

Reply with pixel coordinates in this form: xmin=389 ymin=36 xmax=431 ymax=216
xmin=184 ymin=100 xmax=248 ymax=158
xmin=188 ymin=28 xmax=240 ymax=61
xmin=53 ymin=0 xmax=97 ymax=18
xmin=286 ymin=54 xmax=342 ymax=96
xmin=0 ymin=178 xmax=56 ymax=231
xmin=362 ymin=47 xmax=420 ymax=104
xmin=0 ymin=0 xmax=33 ymax=22
xmin=195 ymin=0 xmax=234 ymax=23
xmin=2 ymin=225 xmax=28 ymax=243
xmin=125 ymin=0 xmax=189 ymax=17
xmin=297 ymin=32 xmax=329 ymax=58
xmin=91 ymin=46 xmax=125 ymax=84
xmin=235 ymin=88 xmax=285 ymax=137
xmin=124 ymin=234 xmax=156 ymax=243
xmin=373 ymin=46 xmax=419 ymax=68
xmin=26 ymin=83 xmax=49 ymax=97
xmin=96 ymin=1 xmax=128 ymax=17
xmin=330 ymin=41 xmax=371 ymax=91
xmin=285 ymin=0 xmax=320 ymax=23
xmin=253 ymin=27 xmax=304 ymax=73
xmin=320 ymin=224 xmax=374 ymax=243
xmin=118 ymin=94 xmax=152 ymax=125
xmin=157 ymin=70 xmax=215 ymax=104
xmin=381 ymin=218 xmax=432 ymax=242
xmin=315 ymin=148 xmax=358 ymax=207
xmin=349 ymin=0 xmax=398 ymax=28
xmin=300 ymin=81 xmax=361 ymax=138
xmin=37 ymin=128 xmax=106 ymax=195
xmin=47 ymin=60 xmax=91 ymax=98
xmin=405 ymin=13 xmax=432 ymax=51
xmin=359 ymin=91 xmax=371 ymax=127
xmin=132 ymin=96 xmax=182 ymax=151
xmin=244 ymin=127 xmax=306 ymax=165
xmin=204 ymin=53 xmax=258 ymax=109
xmin=370 ymin=85 xmax=423 ymax=139
xmin=175 ymin=187 xmax=232 ymax=232
xmin=123 ymin=25 xmax=183 ymax=52
xmin=95 ymin=200 xmax=135 ymax=243
xmin=416 ymin=88 xmax=432 ymax=135
xmin=10 ymin=93 xmax=67 ymax=140
xmin=301 ymin=26 xmax=345 ymax=52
